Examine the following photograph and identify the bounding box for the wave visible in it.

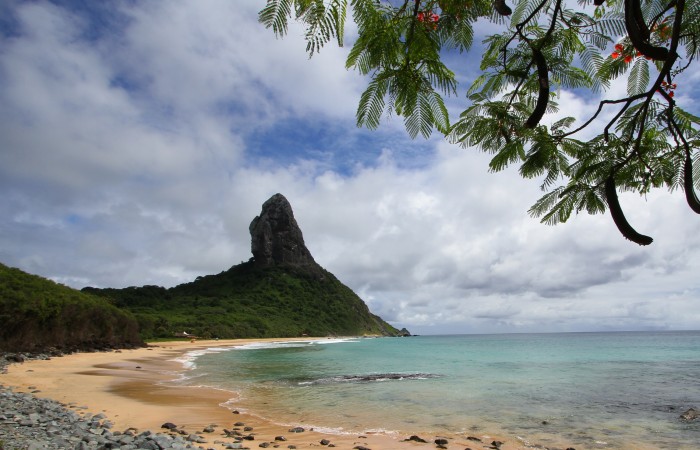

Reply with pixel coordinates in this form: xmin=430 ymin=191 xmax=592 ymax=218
xmin=234 ymin=337 xmax=360 ymax=351
xmin=297 ymin=373 xmax=441 ymax=385
xmin=171 ymin=337 xmax=361 ymax=370
xmin=172 ymin=346 xmax=236 ymax=370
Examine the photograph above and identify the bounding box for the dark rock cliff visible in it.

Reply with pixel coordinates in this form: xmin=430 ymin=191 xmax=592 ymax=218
xmin=249 ymin=193 xmax=320 ymax=273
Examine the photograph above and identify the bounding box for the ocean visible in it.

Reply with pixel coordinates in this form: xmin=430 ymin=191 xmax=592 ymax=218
xmin=174 ymin=332 xmax=700 ymax=449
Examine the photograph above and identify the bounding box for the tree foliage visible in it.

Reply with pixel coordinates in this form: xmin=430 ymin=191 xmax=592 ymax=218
xmin=259 ymin=0 xmax=700 ymax=244
xmin=0 ymin=263 xmax=143 ymax=352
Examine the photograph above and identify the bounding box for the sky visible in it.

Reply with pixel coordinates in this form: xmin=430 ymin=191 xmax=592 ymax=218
xmin=1 ymin=0 xmax=699 ymax=335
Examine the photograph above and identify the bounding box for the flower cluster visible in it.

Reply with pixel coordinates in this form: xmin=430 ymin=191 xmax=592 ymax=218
xmin=652 ymin=17 xmax=672 ymax=41
xmin=658 ymin=80 xmax=677 ymax=98
xmin=611 ymin=43 xmax=651 ymax=63
xmin=417 ymin=11 xmax=439 ymax=29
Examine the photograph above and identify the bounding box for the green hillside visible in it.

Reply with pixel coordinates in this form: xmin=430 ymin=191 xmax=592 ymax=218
xmin=0 ymin=263 xmax=143 ymax=352
xmin=84 ymin=260 xmax=399 ymax=340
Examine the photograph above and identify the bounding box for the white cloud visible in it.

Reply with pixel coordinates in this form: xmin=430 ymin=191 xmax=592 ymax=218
xmin=1 ymin=1 xmax=699 ymax=334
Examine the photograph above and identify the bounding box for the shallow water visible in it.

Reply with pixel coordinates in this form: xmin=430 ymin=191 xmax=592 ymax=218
xmin=176 ymin=332 xmax=700 ymax=449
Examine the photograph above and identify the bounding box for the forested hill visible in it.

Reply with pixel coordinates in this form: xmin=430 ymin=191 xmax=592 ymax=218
xmin=84 ymin=194 xmax=402 ymax=340
xmin=0 ymin=263 xmax=143 ymax=353
xmin=84 ymin=260 xmax=400 ymax=339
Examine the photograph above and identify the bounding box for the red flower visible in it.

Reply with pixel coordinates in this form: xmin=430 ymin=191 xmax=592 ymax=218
xmin=417 ymin=11 xmax=438 ymax=28
xmin=615 ymin=44 xmax=624 ymax=52
xmin=611 ymin=52 xmax=620 ymax=59
xmin=669 ymin=91 xmax=674 ymax=98
xmin=624 ymin=55 xmax=633 ymax=63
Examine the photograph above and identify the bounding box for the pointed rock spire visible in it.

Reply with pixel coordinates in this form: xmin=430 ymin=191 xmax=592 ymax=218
xmin=249 ymin=193 xmax=318 ymax=270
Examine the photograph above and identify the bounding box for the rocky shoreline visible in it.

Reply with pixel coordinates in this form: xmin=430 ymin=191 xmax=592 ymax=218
xmin=0 ymin=384 xmax=221 ymax=450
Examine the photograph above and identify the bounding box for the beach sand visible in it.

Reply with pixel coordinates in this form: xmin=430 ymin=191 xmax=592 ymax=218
xmin=1 ymin=339 xmax=515 ymax=450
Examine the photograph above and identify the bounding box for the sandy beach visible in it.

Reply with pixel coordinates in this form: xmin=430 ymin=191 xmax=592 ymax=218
xmin=0 ymin=339 xmax=515 ymax=450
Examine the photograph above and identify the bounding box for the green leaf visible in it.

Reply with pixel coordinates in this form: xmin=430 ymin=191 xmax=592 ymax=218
xmin=356 ymin=77 xmax=389 ymax=130
xmin=258 ymin=0 xmax=294 ymax=37
xmin=627 ymin=58 xmax=649 ymax=97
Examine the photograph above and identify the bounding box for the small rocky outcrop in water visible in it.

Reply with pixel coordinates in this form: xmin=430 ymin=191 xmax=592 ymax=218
xmin=680 ymin=407 xmax=699 ymax=422
xmin=249 ymin=194 xmax=319 ymax=272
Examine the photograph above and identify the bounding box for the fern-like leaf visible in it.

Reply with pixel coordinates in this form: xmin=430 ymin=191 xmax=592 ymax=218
xmin=259 ymin=0 xmax=294 ymax=37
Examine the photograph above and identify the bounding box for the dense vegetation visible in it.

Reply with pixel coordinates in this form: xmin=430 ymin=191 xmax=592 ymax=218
xmin=0 ymin=263 xmax=143 ymax=353
xmin=83 ymin=261 xmax=399 ymax=340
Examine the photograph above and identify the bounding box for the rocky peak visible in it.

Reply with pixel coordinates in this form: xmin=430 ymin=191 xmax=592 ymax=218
xmin=249 ymin=194 xmax=318 ymax=270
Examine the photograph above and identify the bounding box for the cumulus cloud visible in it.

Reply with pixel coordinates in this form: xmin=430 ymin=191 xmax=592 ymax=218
xmin=1 ymin=1 xmax=699 ymax=334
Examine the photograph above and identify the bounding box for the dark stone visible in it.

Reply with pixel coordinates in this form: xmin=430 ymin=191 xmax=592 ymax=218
xmin=404 ymin=435 xmax=427 ymax=443
xmin=161 ymin=422 xmax=177 ymax=430
xmin=680 ymin=408 xmax=700 ymax=422
xmin=353 ymin=447 xmax=371 ymax=450
xmin=244 ymin=426 xmax=254 ymax=431
xmin=397 ymin=328 xmax=412 ymax=337
xmin=288 ymin=427 xmax=305 ymax=433
xmin=6 ymin=353 xmax=25 ymax=363
xmin=320 ymin=439 xmax=331 ymax=445
xmin=259 ymin=443 xmax=270 ymax=448
xmin=491 ymin=441 xmax=504 ymax=449
xmin=434 ymin=438 xmax=449 ymax=445
xmin=275 ymin=436 xmax=287 ymax=441
xmin=466 ymin=437 xmax=482 ymax=442
xmin=249 ymin=194 xmax=320 ymax=274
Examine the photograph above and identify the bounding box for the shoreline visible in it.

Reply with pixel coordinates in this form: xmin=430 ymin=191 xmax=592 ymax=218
xmin=0 ymin=338 xmax=508 ymax=450
xmin=0 ymin=339 xmax=551 ymax=449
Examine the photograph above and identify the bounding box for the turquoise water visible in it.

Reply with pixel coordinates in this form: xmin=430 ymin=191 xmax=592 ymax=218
xmin=177 ymin=332 xmax=700 ymax=449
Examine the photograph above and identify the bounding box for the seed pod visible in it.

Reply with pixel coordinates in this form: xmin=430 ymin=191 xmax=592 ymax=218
xmin=524 ymin=48 xmax=549 ymax=129
xmin=493 ymin=0 xmax=512 ymax=16
xmin=684 ymin=153 xmax=700 ymax=214
xmin=624 ymin=0 xmax=668 ymax=61
xmin=605 ymin=176 xmax=653 ymax=245
xmin=630 ymin=0 xmax=650 ymax=40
